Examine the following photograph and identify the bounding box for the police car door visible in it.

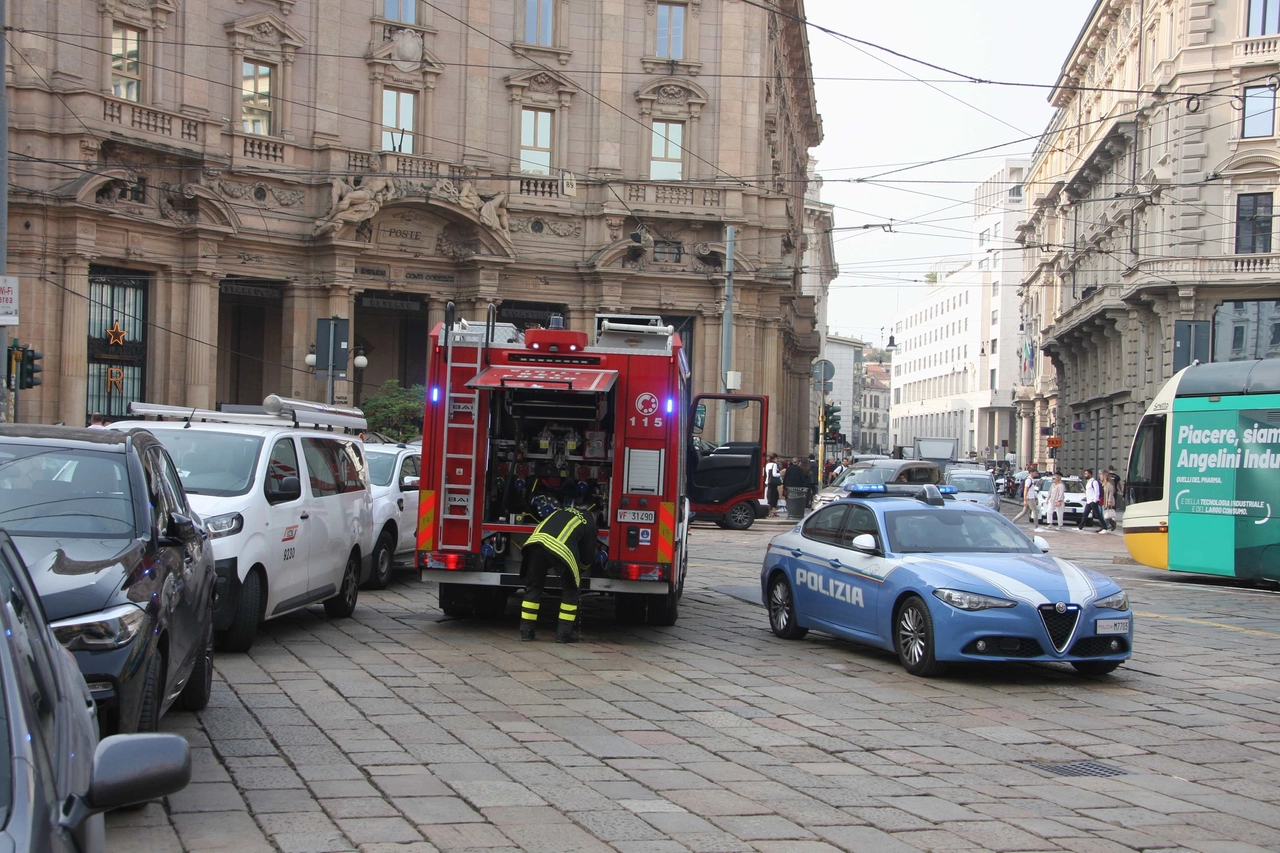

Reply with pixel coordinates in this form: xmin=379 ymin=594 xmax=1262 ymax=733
xmin=831 ymin=503 xmax=888 ymax=637
xmin=792 ymin=505 xmax=850 ymax=624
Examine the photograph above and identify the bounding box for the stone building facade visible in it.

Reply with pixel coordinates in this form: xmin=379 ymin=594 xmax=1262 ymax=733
xmin=1018 ymin=0 xmax=1280 ymax=474
xmin=6 ymin=0 xmax=824 ymax=453
xmin=891 ymin=161 xmax=1027 ymax=462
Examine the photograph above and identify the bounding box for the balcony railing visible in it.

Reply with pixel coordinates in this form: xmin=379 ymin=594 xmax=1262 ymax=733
xmin=518 ymin=177 xmax=560 ymax=198
xmin=101 ymin=96 xmax=200 ymax=143
xmin=1233 ymin=35 xmax=1280 ymax=65
xmin=242 ymin=136 xmax=286 ymax=163
xmin=623 ymin=182 xmax=725 ymax=210
xmin=1136 ymin=252 xmax=1280 ymax=278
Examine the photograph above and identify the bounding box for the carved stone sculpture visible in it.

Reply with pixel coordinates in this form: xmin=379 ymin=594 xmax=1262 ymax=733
xmin=314 ymin=172 xmax=398 ymax=236
xmin=478 ymin=191 xmax=510 ymax=232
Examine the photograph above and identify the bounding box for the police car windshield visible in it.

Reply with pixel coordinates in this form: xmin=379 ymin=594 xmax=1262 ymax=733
xmin=947 ymin=474 xmax=994 ymax=494
xmin=884 ymin=509 xmax=1034 ymax=554
xmin=366 ymin=451 xmax=398 ymax=487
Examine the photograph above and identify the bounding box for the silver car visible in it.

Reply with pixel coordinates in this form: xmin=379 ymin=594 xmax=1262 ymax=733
xmin=944 ymin=470 xmax=1001 ymax=511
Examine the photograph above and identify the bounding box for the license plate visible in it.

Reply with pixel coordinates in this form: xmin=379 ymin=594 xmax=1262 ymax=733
xmin=617 ymin=510 xmax=655 ymax=523
xmin=1095 ymin=618 xmax=1129 ymax=635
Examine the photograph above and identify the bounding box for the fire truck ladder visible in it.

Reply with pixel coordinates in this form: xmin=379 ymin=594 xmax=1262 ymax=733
xmin=438 ymin=309 xmax=483 ymax=551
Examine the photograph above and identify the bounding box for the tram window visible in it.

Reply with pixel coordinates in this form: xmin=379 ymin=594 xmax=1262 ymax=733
xmin=1128 ymin=414 xmax=1166 ymax=505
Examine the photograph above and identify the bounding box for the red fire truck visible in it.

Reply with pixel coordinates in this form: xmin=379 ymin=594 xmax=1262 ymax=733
xmin=416 ymin=305 xmax=767 ymax=626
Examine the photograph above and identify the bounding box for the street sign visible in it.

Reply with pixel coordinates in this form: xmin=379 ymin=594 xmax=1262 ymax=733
xmin=812 ymin=359 xmax=835 ymax=382
xmin=1046 ymin=436 xmax=1063 ymax=448
xmin=0 ymin=277 xmax=18 ymax=326
xmin=1071 ymin=421 xmax=1087 ymax=431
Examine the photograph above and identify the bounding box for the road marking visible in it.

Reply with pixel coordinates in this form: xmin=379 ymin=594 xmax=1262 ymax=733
xmin=1134 ymin=611 xmax=1280 ymax=639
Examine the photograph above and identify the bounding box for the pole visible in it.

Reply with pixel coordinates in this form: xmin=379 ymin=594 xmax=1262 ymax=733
xmin=325 ymin=317 xmax=336 ymax=405
xmin=0 ymin=0 xmax=10 ymax=424
xmin=719 ymin=226 xmax=735 ymax=441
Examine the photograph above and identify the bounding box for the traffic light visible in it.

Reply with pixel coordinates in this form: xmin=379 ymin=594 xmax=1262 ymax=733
xmin=824 ymin=403 xmax=841 ymax=437
xmin=19 ymin=348 xmax=42 ymax=390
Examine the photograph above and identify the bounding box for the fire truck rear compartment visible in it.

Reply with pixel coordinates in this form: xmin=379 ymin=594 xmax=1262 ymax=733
xmin=482 ymin=387 xmax=614 ymax=529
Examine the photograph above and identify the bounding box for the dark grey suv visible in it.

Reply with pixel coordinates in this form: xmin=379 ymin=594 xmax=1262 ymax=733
xmin=0 ymin=426 xmax=215 ymax=734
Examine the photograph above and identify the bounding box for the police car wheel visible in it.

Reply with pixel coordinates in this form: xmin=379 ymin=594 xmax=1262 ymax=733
xmin=1071 ymin=660 xmax=1122 ymax=676
xmin=894 ymin=595 xmax=947 ymax=677
xmin=767 ymin=575 xmax=807 ymax=640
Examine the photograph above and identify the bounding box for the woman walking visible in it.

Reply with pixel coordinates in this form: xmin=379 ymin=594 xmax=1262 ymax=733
xmin=1046 ymin=472 xmax=1067 ymax=529
xmin=1012 ymin=472 xmax=1041 ymax=528
xmin=764 ymin=453 xmax=782 ymax=517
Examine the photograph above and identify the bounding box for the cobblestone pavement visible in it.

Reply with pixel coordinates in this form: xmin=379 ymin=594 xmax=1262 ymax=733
xmin=108 ymin=520 xmax=1280 ymax=853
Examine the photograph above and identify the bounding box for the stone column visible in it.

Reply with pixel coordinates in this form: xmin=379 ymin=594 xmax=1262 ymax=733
xmin=1020 ymin=408 xmax=1034 ymax=469
xmin=185 ymin=271 xmax=220 ymax=410
xmin=59 ymin=256 xmax=92 ymax=426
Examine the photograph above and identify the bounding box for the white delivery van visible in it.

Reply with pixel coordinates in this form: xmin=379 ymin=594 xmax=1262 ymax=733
xmin=114 ymin=398 xmax=374 ymax=652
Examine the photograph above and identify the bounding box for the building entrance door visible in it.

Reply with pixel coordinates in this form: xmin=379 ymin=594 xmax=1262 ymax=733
xmin=217 ymin=279 xmax=284 ymax=406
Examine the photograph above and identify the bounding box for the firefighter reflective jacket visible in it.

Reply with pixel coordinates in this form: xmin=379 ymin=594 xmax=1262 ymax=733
xmin=524 ymin=508 xmax=599 ymax=581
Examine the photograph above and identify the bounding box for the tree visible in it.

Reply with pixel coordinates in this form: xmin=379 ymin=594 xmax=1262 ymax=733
xmin=359 ymin=380 xmax=426 ymax=441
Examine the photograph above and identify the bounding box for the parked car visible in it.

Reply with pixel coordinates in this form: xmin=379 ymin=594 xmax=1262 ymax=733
xmin=0 ymin=530 xmax=192 ymax=851
xmin=115 ymin=405 xmax=374 ymax=653
xmin=363 ymin=443 xmax=422 ymax=589
xmin=945 ymin=469 xmax=1001 ymax=511
xmin=761 ymin=483 xmax=1133 ymax=677
xmin=0 ymin=426 xmax=215 ymax=735
xmin=1037 ymin=476 xmax=1087 ymax=524
xmin=813 ymin=459 xmax=941 ymax=509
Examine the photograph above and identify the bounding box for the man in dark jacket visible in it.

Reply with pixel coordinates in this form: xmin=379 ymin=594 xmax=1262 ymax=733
xmin=520 ymin=504 xmax=600 ymax=643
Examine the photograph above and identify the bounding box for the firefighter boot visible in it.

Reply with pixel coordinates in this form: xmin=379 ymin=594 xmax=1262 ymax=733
xmin=556 ymin=603 xmax=580 ymax=643
xmin=520 ymin=601 xmax=539 ymax=641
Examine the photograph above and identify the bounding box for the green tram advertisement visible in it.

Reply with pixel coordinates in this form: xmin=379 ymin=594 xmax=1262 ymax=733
xmin=1124 ymin=359 xmax=1280 ymax=581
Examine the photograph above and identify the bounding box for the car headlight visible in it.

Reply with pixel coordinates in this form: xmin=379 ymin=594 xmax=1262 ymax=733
xmin=1093 ymin=590 xmax=1129 ymax=611
xmin=51 ymin=604 xmax=147 ymax=651
xmin=933 ymin=588 xmax=1017 ymax=611
xmin=205 ymin=512 xmax=244 ymax=540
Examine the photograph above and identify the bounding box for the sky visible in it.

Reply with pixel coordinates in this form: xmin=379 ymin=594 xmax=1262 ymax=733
xmin=805 ymin=0 xmax=1099 ymax=347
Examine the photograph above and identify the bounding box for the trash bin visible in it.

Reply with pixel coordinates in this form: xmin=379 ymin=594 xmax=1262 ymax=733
xmin=786 ymin=488 xmax=810 ymax=519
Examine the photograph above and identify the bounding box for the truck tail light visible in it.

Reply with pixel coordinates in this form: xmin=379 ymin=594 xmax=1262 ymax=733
xmin=620 ymin=563 xmax=668 ymax=582
xmin=429 ymin=553 xmax=467 ymax=570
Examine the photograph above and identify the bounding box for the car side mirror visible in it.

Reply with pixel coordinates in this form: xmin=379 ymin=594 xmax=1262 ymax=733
xmin=160 ymin=513 xmax=198 ymax=546
xmin=60 ymin=734 xmax=191 ymax=828
xmin=851 ymin=534 xmax=878 ymax=554
xmin=400 ymin=475 xmax=420 ymax=491
xmin=268 ymin=476 xmax=302 ymax=505
xmin=1033 ymin=535 xmax=1050 ymax=553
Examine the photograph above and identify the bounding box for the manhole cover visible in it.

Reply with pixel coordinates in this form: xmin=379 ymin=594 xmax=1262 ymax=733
xmin=1029 ymin=761 xmax=1130 ymax=778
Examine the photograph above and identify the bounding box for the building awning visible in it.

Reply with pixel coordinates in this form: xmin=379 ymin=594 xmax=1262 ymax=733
xmin=467 ymin=365 xmax=618 ymax=393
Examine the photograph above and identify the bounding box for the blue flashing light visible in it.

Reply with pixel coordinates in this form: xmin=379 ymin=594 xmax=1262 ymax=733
xmin=938 ymin=485 xmax=958 ymax=495
xmin=843 ymin=482 xmax=887 ymax=493
xmin=430 ymin=387 xmax=440 ymax=403
xmin=666 ymin=398 xmax=675 ymax=414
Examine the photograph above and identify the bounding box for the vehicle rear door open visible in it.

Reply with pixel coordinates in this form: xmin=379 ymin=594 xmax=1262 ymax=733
xmin=687 ymin=395 xmax=768 ymax=506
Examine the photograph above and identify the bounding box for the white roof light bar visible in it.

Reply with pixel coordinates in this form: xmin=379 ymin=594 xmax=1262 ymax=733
xmin=129 ymin=397 xmax=368 ymax=431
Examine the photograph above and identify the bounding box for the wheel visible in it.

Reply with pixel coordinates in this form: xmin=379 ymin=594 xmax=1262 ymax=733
xmin=615 ymin=593 xmax=647 ymax=625
xmin=1072 ymin=660 xmax=1122 ymax=676
xmin=894 ymin=595 xmax=947 ymax=677
xmin=473 ymin=588 xmax=509 ymax=619
xmin=364 ymin=530 xmax=395 ymax=590
xmin=174 ymin=619 xmax=213 ymax=712
xmin=767 ymin=574 xmax=808 ymax=640
xmin=646 ymin=588 xmax=679 ymax=626
xmin=324 ymin=553 xmax=360 ymax=618
xmin=723 ymin=501 xmax=755 ymax=531
xmin=439 ymin=583 xmax=471 ymax=617
xmin=135 ymin=651 xmax=164 ymax=733
xmin=216 ymin=568 xmax=262 ymax=653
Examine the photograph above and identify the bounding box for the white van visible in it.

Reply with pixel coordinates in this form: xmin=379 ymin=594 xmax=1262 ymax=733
xmin=114 ymin=399 xmax=374 ymax=652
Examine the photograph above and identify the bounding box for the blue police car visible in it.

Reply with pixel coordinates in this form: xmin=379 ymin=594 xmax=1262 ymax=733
xmin=760 ymin=483 xmax=1133 ymax=677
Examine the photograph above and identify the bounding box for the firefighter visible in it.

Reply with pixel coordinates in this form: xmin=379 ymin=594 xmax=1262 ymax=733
xmin=519 ymin=497 xmax=601 ymax=643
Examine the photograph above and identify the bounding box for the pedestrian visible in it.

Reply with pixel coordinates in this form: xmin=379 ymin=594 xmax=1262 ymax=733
xmin=519 ymin=500 xmax=601 ymax=643
xmin=808 ymin=454 xmax=819 ymax=491
xmin=1012 ymin=471 xmax=1040 ymax=528
xmin=1107 ymin=465 xmax=1123 ymax=512
xmin=1078 ymin=468 xmax=1106 ymax=533
xmin=87 ymin=412 xmax=107 ymax=429
xmin=1047 ymin=472 xmax=1067 ymax=529
xmin=783 ymin=456 xmax=807 ymax=511
xmin=823 ymin=458 xmax=836 ymax=485
xmin=764 ymin=453 xmax=782 ymax=517
xmin=1102 ymin=469 xmax=1118 ymax=531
